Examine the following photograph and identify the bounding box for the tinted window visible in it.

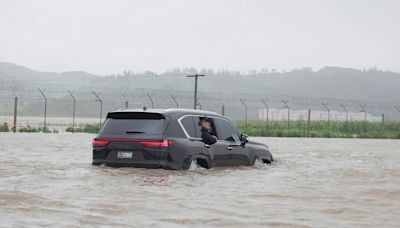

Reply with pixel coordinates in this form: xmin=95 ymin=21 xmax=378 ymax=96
xmin=193 ymin=117 xmax=203 ymax=138
xmin=180 ymin=116 xmax=196 ymax=137
xmin=100 ymin=112 xmax=165 ymax=135
xmin=215 ymin=119 xmax=239 ymax=142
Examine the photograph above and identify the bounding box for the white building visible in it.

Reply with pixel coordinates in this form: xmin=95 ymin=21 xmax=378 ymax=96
xmin=259 ymin=109 xmax=380 ymax=122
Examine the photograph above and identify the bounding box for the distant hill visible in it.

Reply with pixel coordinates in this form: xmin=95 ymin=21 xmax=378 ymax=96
xmin=1 ymin=62 xmax=399 ymax=104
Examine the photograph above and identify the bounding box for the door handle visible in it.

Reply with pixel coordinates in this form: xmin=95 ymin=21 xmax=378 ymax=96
xmin=204 ymin=144 xmax=210 ymax=148
xmin=226 ymin=146 xmax=232 ymax=150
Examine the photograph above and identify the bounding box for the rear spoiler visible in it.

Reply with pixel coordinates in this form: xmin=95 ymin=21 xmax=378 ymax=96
xmin=107 ymin=112 xmax=165 ymax=119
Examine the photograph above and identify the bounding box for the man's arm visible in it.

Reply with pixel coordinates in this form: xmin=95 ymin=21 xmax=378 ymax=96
xmin=201 ymin=128 xmax=217 ymax=145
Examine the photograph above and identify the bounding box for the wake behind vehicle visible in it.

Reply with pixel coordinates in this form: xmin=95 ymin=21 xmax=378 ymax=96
xmin=92 ymin=109 xmax=273 ymax=170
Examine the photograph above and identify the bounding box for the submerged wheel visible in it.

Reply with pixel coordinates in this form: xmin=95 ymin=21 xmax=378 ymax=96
xmin=253 ymin=157 xmax=264 ymax=167
xmin=187 ymin=158 xmax=209 ymax=170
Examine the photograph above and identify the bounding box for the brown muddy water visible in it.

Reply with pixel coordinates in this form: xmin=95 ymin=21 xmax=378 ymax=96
xmin=0 ymin=133 xmax=399 ymax=227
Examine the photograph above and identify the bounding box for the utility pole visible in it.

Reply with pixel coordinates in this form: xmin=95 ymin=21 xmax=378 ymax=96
xmin=340 ymin=103 xmax=349 ymax=133
xmin=68 ymin=90 xmax=76 ymax=132
xmin=240 ymin=98 xmax=248 ymax=133
xmin=147 ymin=93 xmax=154 ymax=108
xmin=92 ymin=91 xmax=103 ymax=126
xmin=13 ymin=93 xmax=18 ymax=133
xmin=359 ymin=104 xmax=367 ymax=136
xmin=261 ymin=99 xmax=269 ymax=130
xmin=282 ymin=100 xmax=290 ymax=136
xmin=39 ymin=88 xmax=47 ymax=133
xmin=170 ymin=94 xmax=179 ymax=108
xmin=321 ymin=102 xmax=330 ymax=127
xmin=395 ymin=106 xmax=400 ymax=114
xmin=186 ymin=74 xmax=205 ymax=109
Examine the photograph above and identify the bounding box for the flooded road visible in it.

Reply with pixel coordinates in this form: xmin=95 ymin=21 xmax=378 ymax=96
xmin=0 ymin=133 xmax=399 ymax=227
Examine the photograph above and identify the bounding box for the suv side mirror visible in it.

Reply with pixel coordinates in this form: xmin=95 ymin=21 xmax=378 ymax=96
xmin=239 ymin=133 xmax=249 ymax=144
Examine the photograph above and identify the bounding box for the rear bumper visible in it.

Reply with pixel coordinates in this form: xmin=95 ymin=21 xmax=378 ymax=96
xmin=92 ymin=159 xmax=184 ymax=170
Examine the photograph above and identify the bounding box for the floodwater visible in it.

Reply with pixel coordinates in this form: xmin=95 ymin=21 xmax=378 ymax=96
xmin=0 ymin=133 xmax=399 ymax=228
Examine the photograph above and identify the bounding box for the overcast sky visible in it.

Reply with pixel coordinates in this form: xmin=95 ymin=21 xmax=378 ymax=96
xmin=1 ymin=0 xmax=399 ymax=75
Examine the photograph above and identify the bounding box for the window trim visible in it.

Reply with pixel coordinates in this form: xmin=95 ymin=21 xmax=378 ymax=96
xmin=177 ymin=114 xmax=237 ymax=140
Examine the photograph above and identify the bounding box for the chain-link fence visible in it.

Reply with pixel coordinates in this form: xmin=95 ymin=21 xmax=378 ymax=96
xmin=1 ymin=88 xmax=399 ymax=135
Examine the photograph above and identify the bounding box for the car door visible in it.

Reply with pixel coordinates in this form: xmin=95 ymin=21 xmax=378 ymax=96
xmin=178 ymin=115 xmax=207 ymax=166
xmin=193 ymin=116 xmax=228 ymax=167
xmin=214 ymin=118 xmax=250 ymax=166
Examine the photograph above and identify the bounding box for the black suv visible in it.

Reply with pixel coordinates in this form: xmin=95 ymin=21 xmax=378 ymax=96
xmin=92 ymin=109 xmax=273 ymax=170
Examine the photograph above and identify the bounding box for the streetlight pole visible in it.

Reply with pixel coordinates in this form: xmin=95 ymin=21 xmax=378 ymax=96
xmin=186 ymin=74 xmax=205 ymax=109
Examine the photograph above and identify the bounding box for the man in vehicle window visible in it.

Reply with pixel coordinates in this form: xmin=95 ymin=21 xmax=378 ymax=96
xmin=200 ymin=117 xmax=217 ymax=145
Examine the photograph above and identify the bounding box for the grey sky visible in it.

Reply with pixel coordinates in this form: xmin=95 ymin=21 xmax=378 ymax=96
xmin=1 ymin=0 xmax=399 ymax=75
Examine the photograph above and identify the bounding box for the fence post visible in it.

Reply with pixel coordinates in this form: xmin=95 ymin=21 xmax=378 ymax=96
xmin=170 ymin=94 xmax=179 ymax=108
xmin=39 ymin=88 xmax=47 ymax=132
xmin=13 ymin=95 xmax=18 ymax=132
xmin=321 ymin=102 xmax=330 ymax=127
xmin=307 ymin=109 xmax=311 ymax=137
xmin=261 ymin=99 xmax=269 ymax=131
xmin=218 ymin=99 xmax=225 ymax=116
xmin=395 ymin=106 xmax=400 ymax=116
xmin=282 ymin=100 xmax=290 ymax=136
xmin=68 ymin=90 xmax=76 ymax=132
xmin=359 ymin=105 xmax=367 ymax=136
xmin=147 ymin=93 xmax=154 ymax=108
xmin=92 ymin=91 xmax=103 ymax=126
xmin=340 ymin=103 xmax=349 ymax=133
xmin=240 ymin=99 xmax=248 ymax=133
xmin=381 ymin=113 xmax=385 ymax=137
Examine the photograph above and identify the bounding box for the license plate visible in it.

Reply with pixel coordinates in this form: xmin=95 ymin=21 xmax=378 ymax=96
xmin=117 ymin=151 xmax=133 ymax=159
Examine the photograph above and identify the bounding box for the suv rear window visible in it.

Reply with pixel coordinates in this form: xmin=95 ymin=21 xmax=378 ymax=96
xmin=100 ymin=112 xmax=166 ymax=135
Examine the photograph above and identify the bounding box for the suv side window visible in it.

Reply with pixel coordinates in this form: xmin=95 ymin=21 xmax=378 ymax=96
xmin=194 ymin=116 xmax=218 ymax=138
xmin=180 ymin=116 xmax=196 ymax=137
xmin=215 ymin=119 xmax=239 ymax=142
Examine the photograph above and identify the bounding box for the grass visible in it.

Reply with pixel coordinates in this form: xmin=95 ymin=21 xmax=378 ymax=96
xmin=0 ymin=122 xmax=58 ymax=133
xmin=2 ymin=120 xmax=399 ymax=139
xmin=0 ymin=122 xmax=10 ymax=132
xmin=235 ymin=120 xmax=400 ymax=139
xmin=66 ymin=124 xmax=100 ymax=133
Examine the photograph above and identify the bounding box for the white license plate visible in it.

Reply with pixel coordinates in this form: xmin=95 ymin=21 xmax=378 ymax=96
xmin=117 ymin=151 xmax=133 ymax=159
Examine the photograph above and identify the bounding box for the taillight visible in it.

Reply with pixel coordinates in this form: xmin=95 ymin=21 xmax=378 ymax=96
xmin=140 ymin=139 xmax=173 ymax=148
xmin=92 ymin=138 xmax=173 ymax=148
xmin=92 ymin=138 xmax=110 ymax=147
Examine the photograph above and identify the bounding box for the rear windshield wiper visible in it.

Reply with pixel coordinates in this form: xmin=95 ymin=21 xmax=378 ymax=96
xmin=125 ymin=131 xmax=146 ymax=134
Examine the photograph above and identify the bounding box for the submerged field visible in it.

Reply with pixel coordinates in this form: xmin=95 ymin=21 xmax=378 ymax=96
xmin=0 ymin=133 xmax=399 ymax=227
